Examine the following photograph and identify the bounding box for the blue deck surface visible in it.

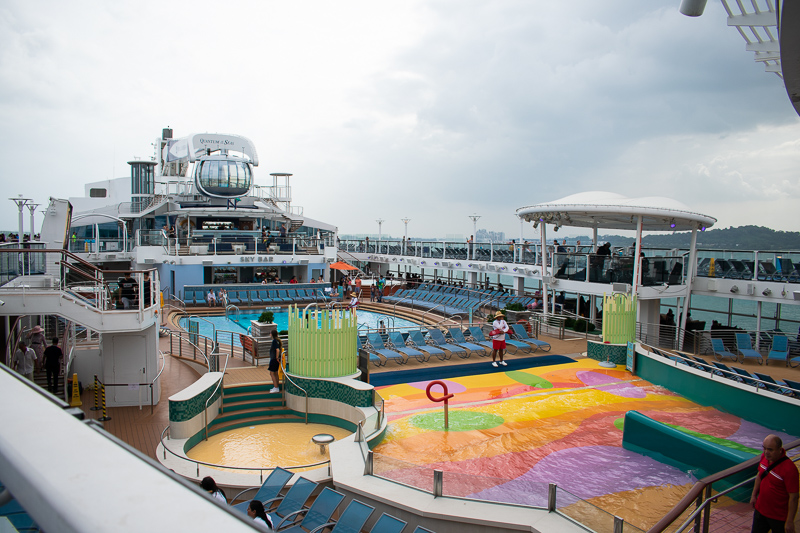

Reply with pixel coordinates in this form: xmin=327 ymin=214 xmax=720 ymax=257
xmin=369 ymin=354 xmax=576 ymax=387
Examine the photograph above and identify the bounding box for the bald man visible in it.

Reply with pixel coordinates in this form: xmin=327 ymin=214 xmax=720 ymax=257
xmin=751 ymin=434 xmax=799 ymax=533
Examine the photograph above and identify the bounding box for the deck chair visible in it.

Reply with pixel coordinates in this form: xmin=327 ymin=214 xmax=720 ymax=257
xmin=753 ymin=372 xmax=794 ymax=395
xmin=710 ymin=338 xmax=737 ymax=362
xmin=311 ymin=499 xmax=374 ymax=533
xmin=367 ymin=333 xmax=408 ymax=365
xmin=367 ymin=513 xmax=407 ymax=533
xmin=735 ymin=333 xmax=763 ymax=365
xmin=265 ymin=477 xmax=318 ymax=529
xmin=510 ymin=324 xmax=551 ymax=352
xmin=468 ymin=326 xmax=529 ymax=354
xmin=767 ymin=335 xmax=789 ymax=366
xmin=711 ymin=361 xmax=739 ymax=381
xmin=783 ymin=379 xmax=800 ymax=395
xmin=407 ymin=330 xmax=449 ymax=361
xmin=275 ymin=487 xmax=344 ymax=532
xmin=427 ymin=329 xmax=469 ymax=359
xmin=731 ymin=367 xmax=762 ymax=387
xmin=231 ymin=466 xmax=294 ymax=513
xmin=447 ymin=328 xmax=488 ymax=356
xmin=358 ymin=336 xmax=384 ymax=367
xmin=690 ymin=356 xmax=714 ymax=370
xmin=387 ymin=331 xmax=427 ymax=362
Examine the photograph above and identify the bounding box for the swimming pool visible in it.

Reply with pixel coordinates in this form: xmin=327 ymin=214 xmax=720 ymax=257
xmin=179 ymin=310 xmax=420 ymax=346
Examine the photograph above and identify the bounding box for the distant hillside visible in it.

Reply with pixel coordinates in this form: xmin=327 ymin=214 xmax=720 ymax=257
xmin=594 ymin=226 xmax=800 ymax=251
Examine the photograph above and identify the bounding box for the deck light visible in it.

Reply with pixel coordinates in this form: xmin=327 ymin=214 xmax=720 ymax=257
xmin=730 ymin=285 xmax=739 ymax=293
xmin=762 ymin=288 xmax=772 ymax=296
xmin=670 ymin=219 xmax=676 ymax=228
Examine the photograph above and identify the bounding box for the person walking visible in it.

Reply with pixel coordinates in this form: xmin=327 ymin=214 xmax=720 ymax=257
xmin=27 ymin=325 xmax=46 ymax=372
xmin=490 ymin=311 xmax=509 ymax=368
xmin=13 ymin=341 xmax=36 ymax=381
xmin=43 ymin=337 xmax=63 ymax=394
xmin=377 ymin=275 xmax=385 ymax=303
xmin=268 ymin=330 xmax=282 ymax=394
xmin=751 ymin=434 xmax=799 ymax=533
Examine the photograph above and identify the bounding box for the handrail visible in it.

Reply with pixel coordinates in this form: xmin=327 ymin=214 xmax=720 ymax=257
xmin=188 ymin=315 xmax=216 ymax=341
xmin=170 ymin=330 xmax=213 ymax=373
xmin=149 ymin=350 xmax=167 ymax=414
xmin=3 ymin=316 xmax=24 ymax=367
xmin=649 ymin=438 xmax=800 ymax=533
xmin=279 ymin=345 xmax=309 ymax=424
xmin=159 ymin=426 xmax=330 ymax=484
xmin=204 ymin=354 xmax=230 ymax=440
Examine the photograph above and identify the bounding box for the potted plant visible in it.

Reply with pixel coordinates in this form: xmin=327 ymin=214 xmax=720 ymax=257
xmin=503 ymin=302 xmax=531 ymax=323
xmin=251 ymin=311 xmax=277 ymax=337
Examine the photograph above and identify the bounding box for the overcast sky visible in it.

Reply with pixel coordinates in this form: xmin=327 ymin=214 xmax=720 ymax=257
xmin=1 ymin=0 xmax=797 ymax=240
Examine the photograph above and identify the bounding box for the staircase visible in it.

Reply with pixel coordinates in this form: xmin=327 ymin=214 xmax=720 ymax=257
xmin=206 ymin=384 xmax=303 ymax=438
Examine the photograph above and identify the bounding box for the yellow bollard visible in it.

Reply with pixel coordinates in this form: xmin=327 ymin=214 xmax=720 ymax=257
xmin=91 ymin=375 xmax=101 ymax=411
xmin=70 ymin=373 xmax=82 ymax=407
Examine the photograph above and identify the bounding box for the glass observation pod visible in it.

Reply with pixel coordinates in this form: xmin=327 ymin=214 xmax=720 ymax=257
xmin=193 ymin=155 xmax=252 ymax=198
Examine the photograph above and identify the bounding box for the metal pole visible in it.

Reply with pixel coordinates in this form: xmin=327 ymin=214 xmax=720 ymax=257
xmin=27 ymin=203 xmax=40 ymax=241
xmin=401 ymin=218 xmax=410 ymax=255
xmin=468 ymin=215 xmax=480 ymax=260
xmin=9 ymin=195 xmax=31 ymax=243
xmin=376 ymin=219 xmax=384 ymax=243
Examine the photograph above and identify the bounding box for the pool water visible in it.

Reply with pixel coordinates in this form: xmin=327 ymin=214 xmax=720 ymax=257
xmin=188 ymin=423 xmax=352 ymax=470
xmin=179 ymin=310 xmax=420 ymax=346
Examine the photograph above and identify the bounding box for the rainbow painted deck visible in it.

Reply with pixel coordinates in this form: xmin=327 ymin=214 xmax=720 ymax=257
xmin=373 ymin=359 xmax=793 ymax=530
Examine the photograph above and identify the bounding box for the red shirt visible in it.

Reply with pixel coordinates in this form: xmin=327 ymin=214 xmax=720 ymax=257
xmin=756 ymin=451 xmax=800 ymax=521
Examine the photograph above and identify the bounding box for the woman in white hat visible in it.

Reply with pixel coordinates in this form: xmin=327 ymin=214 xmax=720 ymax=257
xmin=490 ymin=311 xmax=509 ymax=367
xmin=348 ymin=292 xmax=359 ymax=310
xmin=27 ymin=325 xmax=46 ymax=372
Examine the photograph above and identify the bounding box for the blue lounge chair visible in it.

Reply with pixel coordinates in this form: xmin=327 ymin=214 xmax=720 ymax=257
xmin=367 ymin=333 xmax=408 ymax=365
xmin=367 ymin=513 xmax=407 ymax=533
xmin=427 ymin=329 xmax=469 ymax=359
xmin=711 ymin=361 xmax=738 ymax=380
xmin=735 ymin=333 xmax=763 ymax=365
xmin=784 ymin=379 xmax=800 ymax=395
xmin=447 ymin=328 xmax=488 ymax=356
xmin=387 ymin=331 xmax=427 ymax=362
xmin=468 ymin=326 xmax=530 ymax=355
xmin=275 ymin=487 xmax=344 ymax=532
xmin=731 ymin=366 xmax=762 ymax=387
xmin=265 ymin=477 xmax=318 ymax=529
xmin=407 ymin=330 xmax=449 ymax=361
xmin=710 ymin=338 xmax=737 ymax=362
xmin=767 ymin=335 xmax=789 ymax=366
xmin=256 ymin=289 xmax=269 ymax=303
xmin=231 ymin=467 xmax=294 ymax=513
xmin=312 ymin=499 xmax=374 ymax=533
xmin=753 ymin=372 xmax=794 ymax=395
xmin=510 ymin=324 xmax=551 ymax=352
xmin=358 ymin=336 xmax=384 ymax=367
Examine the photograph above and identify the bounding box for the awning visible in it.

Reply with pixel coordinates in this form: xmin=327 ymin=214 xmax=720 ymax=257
xmin=329 ymin=261 xmax=359 ymax=271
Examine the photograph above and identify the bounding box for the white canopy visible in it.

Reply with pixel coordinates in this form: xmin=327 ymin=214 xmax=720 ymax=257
xmin=516 ymin=191 xmax=716 ymax=232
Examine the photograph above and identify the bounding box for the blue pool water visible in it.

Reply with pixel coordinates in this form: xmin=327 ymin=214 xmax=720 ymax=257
xmin=179 ymin=310 xmax=420 ymax=346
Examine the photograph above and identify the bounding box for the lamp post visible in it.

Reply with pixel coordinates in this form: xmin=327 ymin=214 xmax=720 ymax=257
xmin=26 ymin=203 xmax=40 ymax=241
xmin=401 ymin=217 xmax=410 ymax=255
xmin=468 ymin=214 xmax=480 ymax=260
xmin=9 ymin=195 xmax=31 ymax=243
xmin=376 ymin=219 xmax=384 ymax=254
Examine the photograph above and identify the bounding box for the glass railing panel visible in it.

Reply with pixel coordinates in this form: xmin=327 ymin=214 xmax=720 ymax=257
xmin=440 ymin=470 xmax=548 ymax=507
xmin=372 ymin=453 xmax=434 ymax=493
xmin=555 ymin=486 xmax=646 ymax=533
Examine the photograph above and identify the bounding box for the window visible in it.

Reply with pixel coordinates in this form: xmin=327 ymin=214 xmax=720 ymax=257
xmin=89 ymin=188 xmax=107 ymax=198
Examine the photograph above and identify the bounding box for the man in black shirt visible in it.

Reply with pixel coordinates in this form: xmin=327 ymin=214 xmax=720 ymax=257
xmin=119 ymin=272 xmax=137 ymax=309
xmin=43 ymin=338 xmax=63 ymax=394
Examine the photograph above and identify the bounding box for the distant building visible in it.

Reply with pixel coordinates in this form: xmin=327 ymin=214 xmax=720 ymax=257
xmin=476 ymin=229 xmax=505 ymax=242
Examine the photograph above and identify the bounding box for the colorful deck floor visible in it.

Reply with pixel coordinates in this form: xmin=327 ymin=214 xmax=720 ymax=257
xmin=373 ymin=358 xmax=796 ymax=530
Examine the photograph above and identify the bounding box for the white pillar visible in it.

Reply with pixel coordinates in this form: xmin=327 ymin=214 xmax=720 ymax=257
xmin=632 ymin=215 xmax=643 ymax=294
xmin=679 ymin=227 xmax=698 ymax=340
xmin=540 ymin=222 xmax=548 ymax=316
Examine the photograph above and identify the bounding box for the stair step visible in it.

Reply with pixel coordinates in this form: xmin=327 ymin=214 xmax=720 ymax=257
xmin=214 ymin=406 xmax=295 ymax=424
xmin=208 ymin=414 xmax=305 ymax=436
xmin=222 ymin=399 xmax=284 ymax=412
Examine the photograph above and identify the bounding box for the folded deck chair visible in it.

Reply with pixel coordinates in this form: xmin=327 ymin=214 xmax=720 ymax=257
xmin=753 ymin=372 xmax=793 ymax=395
xmin=735 ymin=333 xmax=763 ymax=365
xmin=387 ymin=331 xmax=426 ymax=362
xmin=731 ymin=366 xmax=762 ymax=387
xmin=265 ymin=477 xmax=318 ymax=529
xmin=510 ymin=324 xmax=551 ymax=352
xmin=312 ymin=499 xmax=374 ymax=533
xmin=231 ymin=467 xmax=294 ymax=512
xmin=367 ymin=333 xmax=408 ymax=365
xmin=427 ymin=329 xmax=469 ymax=359
xmin=468 ymin=326 xmax=529 ymax=354
xmin=407 ymin=330 xmax=449 ymax=361
xmin=447 ymin=328 xmax=489 ymax=356
xmin=368 ymin=513 xmax=408 ymax=533
xmin=766 ymin=335 xmax=789 ymax=366
xmin=274 ymin=487 xmax=344 ymax=532
xmin=710 ymin=338 xmax=737 ymax=362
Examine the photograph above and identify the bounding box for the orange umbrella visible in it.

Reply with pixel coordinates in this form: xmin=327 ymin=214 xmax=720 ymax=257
xmin=329 ymin=261 xmax=359 ymax=271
